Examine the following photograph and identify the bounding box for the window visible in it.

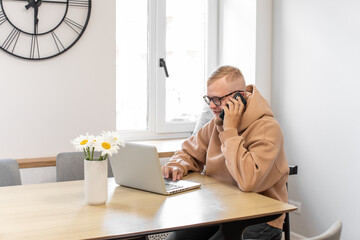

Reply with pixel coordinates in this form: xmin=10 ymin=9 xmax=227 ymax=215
xmin=116 ymin=0 xmax=217 ymax=140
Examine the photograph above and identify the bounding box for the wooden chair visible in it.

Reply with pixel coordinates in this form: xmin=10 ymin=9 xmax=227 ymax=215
xmin=283 ymin=165 xmax=299 ymax=240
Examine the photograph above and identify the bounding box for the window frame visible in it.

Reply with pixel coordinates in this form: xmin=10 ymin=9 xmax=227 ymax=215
xmin=116 ymin=0 xmax=219 ymax=141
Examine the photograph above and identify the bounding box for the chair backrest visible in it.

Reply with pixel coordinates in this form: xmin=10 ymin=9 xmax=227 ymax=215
xmin=0 ymin=159 xmax=22 ymax=187
xmin=307 ymin=221 xmax=342 ymax=240
xmin=192 ymin=102 xmax=214 ymax=135
xmin=56 ymin=152 xmax=113 ymax=182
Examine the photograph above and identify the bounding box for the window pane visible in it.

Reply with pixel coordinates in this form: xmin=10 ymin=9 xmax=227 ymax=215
xmin=116 ymin=0 xmax=148 ymax=130
xmin=165 ymin=0 xmax=206 ymax=123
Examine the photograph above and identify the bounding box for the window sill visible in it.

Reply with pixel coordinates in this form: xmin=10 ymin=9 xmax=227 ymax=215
xmin=16 ymin=138 xmax=187 ymax=169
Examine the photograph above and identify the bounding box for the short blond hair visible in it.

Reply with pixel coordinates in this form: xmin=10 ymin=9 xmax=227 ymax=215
xmin=207 ymin=66 xmax=245 ymax=87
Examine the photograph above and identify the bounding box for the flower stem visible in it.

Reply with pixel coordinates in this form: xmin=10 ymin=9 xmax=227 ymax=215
xmin=83 ymin=148 xmax=88 ymax=160
xmin=87 ymin=147 xmax=91 ymax=160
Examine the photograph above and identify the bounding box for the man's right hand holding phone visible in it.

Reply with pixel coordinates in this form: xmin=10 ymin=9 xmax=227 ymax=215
xmin=222 ymin=95 xmax=246 ymax=131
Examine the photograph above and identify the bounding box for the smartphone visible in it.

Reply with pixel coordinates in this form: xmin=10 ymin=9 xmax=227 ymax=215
xmin=219 ymin=92 xmax=247 ymax=120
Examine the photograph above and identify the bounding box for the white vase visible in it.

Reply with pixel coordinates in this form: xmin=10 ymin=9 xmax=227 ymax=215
xmin=84 ymin=159 xmax=108 ymax=205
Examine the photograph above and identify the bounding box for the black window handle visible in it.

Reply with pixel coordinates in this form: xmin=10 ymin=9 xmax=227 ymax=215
xmin=159 ymin=58 xmax=169 ymax=77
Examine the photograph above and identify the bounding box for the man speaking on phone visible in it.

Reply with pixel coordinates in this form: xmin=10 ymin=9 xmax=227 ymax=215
xmin=162 ymin=66 xmax=289 ymax=240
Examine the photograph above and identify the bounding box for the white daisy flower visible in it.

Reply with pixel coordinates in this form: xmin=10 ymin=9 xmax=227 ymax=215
xmin=71 ymin=133 xmax=93 ymax=151
xmin=101 ymin=131 xmax=125 ymax=147
xmin=87 ymin=135 xmax=97 ymax=148
xmin=72 ymin=131 xmax=125 ymax=160
xmin=95 ymin=136 xmax=120 ymax=158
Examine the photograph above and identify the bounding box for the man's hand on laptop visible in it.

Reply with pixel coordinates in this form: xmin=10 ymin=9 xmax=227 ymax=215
xmin=162 ymin=166 xmax=184 ymax=181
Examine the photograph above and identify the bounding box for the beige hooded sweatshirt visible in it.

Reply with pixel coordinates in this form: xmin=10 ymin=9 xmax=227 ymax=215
xmin=166 ymin=85 xmax=289 ymax=229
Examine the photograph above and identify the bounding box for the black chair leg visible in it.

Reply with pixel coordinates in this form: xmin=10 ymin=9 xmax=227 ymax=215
xmin=283 ymin=212 xmax=290 ymax=240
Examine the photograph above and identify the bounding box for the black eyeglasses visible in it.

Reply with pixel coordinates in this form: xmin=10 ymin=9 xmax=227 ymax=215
xmin=203 ymin=90 xmax=243 ymax=106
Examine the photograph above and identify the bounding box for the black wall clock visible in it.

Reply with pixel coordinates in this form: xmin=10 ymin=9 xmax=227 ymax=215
xmin=0 ymin=0 xmax=91 ymax=60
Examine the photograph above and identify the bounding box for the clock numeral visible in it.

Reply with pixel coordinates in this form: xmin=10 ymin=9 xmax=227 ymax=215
xmin=64 ymin=17 xmax=83 ymax=35
xmin=30 ymin=35 xmax=40 ymax=59
xmin=68 ymin=0 xmax=89 ymax=8
xmin=0 ymin=11 xmax=7 ymax=26
xmin=2 ymin=28 xmax=20 ymax=53
xmin=51 ymin=31 xmax=65 ymax=53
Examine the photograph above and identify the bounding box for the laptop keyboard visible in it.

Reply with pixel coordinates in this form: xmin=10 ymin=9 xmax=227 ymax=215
xmin=164 ymin=179 xmax=184 ymax=192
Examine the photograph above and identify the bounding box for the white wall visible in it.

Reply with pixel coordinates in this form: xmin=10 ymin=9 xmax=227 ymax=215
xmin=220 ymin=0 xmax=272 ymax=102
xmin=255 ymin=0 xmax=272 ymax=103
xmin=272 ymin=0 xmax=360 ymax=239
xmin=0 ymin=0 xmax=116 ymax=159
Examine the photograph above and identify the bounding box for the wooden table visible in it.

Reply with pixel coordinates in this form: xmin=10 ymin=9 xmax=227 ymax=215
xmin=0 ymin=173 xmax=296 ymax=240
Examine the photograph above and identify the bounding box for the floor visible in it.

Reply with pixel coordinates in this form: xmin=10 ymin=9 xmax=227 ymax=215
xmin=289 ymin=231 xmax=306 ymax=240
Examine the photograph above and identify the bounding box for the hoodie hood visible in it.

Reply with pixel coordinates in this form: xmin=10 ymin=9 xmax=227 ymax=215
xmin=238 ymin=85 xmax=274 ymax=132
xmin=215 ymin=85 xmax=274 ymax=133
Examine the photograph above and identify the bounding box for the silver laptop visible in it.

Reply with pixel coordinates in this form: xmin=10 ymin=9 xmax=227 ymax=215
xmin=109 ymin=142 xmax=201 ymax=195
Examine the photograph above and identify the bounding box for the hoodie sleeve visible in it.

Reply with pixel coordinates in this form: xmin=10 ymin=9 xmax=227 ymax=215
xmin=165 ymin=120 xmax=213 ymax=175
xmin=219 ymin=119 xmax=285 ymax=192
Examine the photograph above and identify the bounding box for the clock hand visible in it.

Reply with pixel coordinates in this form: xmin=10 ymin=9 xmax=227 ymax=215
xmin=23 ymin=0 xmax=42 ymax=34
xmin=34 ymin=3 xmax=38 ymax=34
xmin=25 ymin=0 xmax=34 ymax=9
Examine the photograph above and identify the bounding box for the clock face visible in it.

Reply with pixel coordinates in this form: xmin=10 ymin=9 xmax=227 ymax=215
xmin=0 ymin=0 xmax=91 ymax=60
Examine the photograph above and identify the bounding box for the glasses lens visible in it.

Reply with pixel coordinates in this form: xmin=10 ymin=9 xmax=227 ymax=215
xmin=203 ymin=96 xmax=210 ymax=105
xmin=213 ymin=97 xmax=221 ymax=106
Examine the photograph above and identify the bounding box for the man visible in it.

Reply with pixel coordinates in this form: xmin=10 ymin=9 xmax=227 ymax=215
xmin=162 ymin=66 xmax=289 ymax=240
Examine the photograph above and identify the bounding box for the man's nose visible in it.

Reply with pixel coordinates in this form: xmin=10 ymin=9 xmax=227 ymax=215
xmin=209 ymin=101 xmax=217 ymax=109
